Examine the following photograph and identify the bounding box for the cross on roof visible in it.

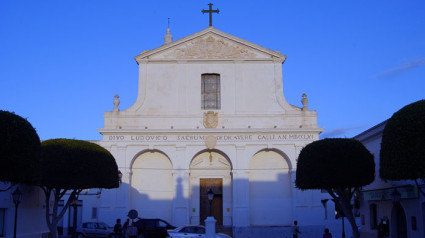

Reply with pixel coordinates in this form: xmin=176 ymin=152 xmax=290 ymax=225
xmin=202 ymin=3 xmax=219 ymax=27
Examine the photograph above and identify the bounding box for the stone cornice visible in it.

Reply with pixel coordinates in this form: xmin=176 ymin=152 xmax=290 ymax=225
xmin=103 ymin=111 xmax=317 ymax=118
xmin=134 ymin=27 xmax=286 ymax=64
xmin=98 ymin=128 xmax=324 ymax=135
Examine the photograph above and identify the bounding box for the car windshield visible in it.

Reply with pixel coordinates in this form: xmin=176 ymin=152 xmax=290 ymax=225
xmin=86 ymin=223 xmax=95 ymax=229
xmin=180 ymin=227 xmax=197 ymax=233
xmin=97 ymin=223 xmax=109 ymax=229
xmin=196 ymin=227 xmax=205 ymax=234
xmin=158 ymin=221 xmax=167 ymax=228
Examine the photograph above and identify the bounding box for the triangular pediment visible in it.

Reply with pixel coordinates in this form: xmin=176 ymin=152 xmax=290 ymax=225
xmin=135 ymin=27 xmax=286 ymax=62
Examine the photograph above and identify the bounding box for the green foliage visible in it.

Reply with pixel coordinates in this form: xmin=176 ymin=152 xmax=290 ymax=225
xmin=0 ymin=110 xmax=41 ymax=184
xmin=41 ymin=139 xmax=119 ymax=189
xmin=296 ymin=138 xmax=375 ymax=189
xmin=380 ymin=100 xmax=425 ymax=181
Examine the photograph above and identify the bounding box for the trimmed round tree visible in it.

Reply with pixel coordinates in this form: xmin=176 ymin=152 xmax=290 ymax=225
xmin=380 ymin=100 xmax=425 ymax=191
xmin=0 ymin=110 xmax=41 ymax=186
xmin=296 ymin=138 xmax=374 ymax=238
xmin=40 ymin=139 xmax=119 ymax=238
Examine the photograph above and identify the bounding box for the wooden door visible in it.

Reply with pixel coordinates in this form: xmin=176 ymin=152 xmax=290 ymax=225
xmin=200 ymin=178 xmax=223 ymax=225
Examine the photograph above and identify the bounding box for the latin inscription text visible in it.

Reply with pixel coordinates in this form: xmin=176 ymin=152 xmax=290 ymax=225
xmin=107 ymin=134 xmax=315 ymax=142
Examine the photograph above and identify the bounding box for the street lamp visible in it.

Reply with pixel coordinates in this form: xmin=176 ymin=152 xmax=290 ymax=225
xmin=207 ymin=189 xmax=214 ymax=217
xmin=12 ymin=187 xmax=23 ymax=238
xmin=71 ymin=197 xmax=79 ymax=238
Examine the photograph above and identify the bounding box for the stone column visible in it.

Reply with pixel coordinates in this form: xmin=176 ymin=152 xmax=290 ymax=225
xmin=232 ymin=170 xmax=250 ymax=227
xmin=189 ymin=171 xmax=200 ymax=225
xmin=232 ymin=145 xmax=250 ymax=227
xmin=172 ymin=146 xmax=190 ymax=226
xmin=289 ymin=168 xmax=297 ymax=221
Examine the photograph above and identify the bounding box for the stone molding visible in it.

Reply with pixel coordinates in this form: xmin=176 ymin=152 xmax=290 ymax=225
xmin=135 ymin=27 xmax=287 ymax=63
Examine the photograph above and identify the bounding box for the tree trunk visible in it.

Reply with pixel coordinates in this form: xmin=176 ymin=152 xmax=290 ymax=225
xmin=42 ymin=188 xmax=58 ymax=238
xmin=48 ymin=224 xmax=58 ymax=238
xmin=328 ymin=188 xmax=360 ymax=238
xmin=42 ymin=187 xmax=77 ymax=238
xmin=340 ymin=202 xmax=360 ymax=238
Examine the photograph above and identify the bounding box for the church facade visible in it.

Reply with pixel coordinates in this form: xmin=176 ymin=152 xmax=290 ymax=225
xmin=87 ymin=27 xmax=337 ymax=237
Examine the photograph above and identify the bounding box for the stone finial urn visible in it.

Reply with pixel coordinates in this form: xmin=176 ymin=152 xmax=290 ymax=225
xmin=113 ymin=94 xmax=120 ymax=112
xmin=301 ymin=93 xmax=308 ymax=111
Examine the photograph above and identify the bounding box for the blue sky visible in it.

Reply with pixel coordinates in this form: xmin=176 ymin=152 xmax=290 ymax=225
xmin=1 ymin=1 xmax=424 ymax=140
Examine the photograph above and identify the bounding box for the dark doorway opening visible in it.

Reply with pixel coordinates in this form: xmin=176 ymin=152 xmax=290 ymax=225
xmin=200 ymin=178 xmax=223 ymax=226
xmin=391 ymin=204 xmax=407 ymax=238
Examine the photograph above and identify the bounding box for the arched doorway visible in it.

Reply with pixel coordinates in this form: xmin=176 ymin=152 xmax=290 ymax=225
xmin=189 ymin=150 xmax=232 ymax=226
xmin=249 ymin=149 xmax=291 ymax=226
xmin=131 ymin=150 xmax=173 ymax=222
xmin=391 ymin=204 xmax=407 ymax=238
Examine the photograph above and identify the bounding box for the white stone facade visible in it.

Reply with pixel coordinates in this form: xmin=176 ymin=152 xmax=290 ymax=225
xmin=81 ymin=27 xmax=344 ymax=237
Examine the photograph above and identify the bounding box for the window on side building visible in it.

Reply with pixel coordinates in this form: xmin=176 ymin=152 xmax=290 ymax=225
xmin=92 ymin=207 xmax=98 ymax=219
xmin=201 ymin=74 xmax=220 ymax=110
xmin=369 ymin=203 xmax=378 ymax=229
xmin=411 ymin=216 xmax=417 ymax=230
xmin=0 ymin=208 xmax=5 ymax=237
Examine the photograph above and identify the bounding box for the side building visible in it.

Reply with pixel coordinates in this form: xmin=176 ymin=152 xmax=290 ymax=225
xmin=0 ymin=186 xmax=48 ymax=238
xmin=355 ymin=121 xmax=425 ymax=238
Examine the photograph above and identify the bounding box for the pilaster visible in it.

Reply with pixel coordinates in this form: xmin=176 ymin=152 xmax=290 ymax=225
xmin=172 ymin=146 xmax=190 ymax=226
xmin=232 ymin=170 xmax=250 ymax=226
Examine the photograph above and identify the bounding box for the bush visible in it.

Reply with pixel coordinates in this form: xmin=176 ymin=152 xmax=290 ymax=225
xmin=0 ymin=110 xmax=41 ymax=184
xmin=41 ymin=139 xmax=119 ymax=189
xmin=380 ymin=100 xmax=425 ymax=180
xmin=296 ymin=138 xmax=374 ymax=189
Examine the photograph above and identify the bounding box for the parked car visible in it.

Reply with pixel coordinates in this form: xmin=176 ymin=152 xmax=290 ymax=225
xmin=135 ymin=218 xmax=176 ymax=238
xmin=76 ymin=222 xmax=114 ymax=238
xmin=167 ymin=225 xmax=231 ymax=238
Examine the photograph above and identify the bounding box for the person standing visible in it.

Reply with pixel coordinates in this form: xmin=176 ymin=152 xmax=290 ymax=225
xmin=114 ymin=219 xmax=123 ymax=238
xmin=292 ymin=220 xmax=301 ymax=238
xmin=123 ymin=219 xmax=130 ymax=238
xmin=323 ymin=228 xmax=332 ymax=238
xmin=127 ymin=222 xmax=138 ymax=238
xmin=377 ymin=220 xmax=385 ymax=238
